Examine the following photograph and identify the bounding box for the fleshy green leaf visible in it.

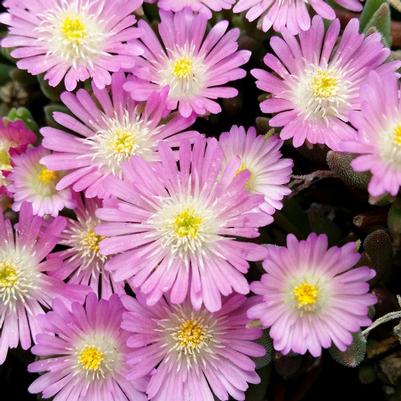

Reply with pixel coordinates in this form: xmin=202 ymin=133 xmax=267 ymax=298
xmin=360 ymin=0 xmax=387 ymax=30
xmin=363 ymin=3 xmax=392 ymax=47
xmin=7 ymin=107 xmax=38 ymax=133
xmin=329 ymin=332 xmax=367 ymax=368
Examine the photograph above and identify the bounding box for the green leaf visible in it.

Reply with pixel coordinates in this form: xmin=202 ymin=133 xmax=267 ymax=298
xmin=362 ymin=3 xmax=392 ymax=47
xmin=360 ymin=0 xmax=386 ymax=31
xmin=6 ymin=107 xmax=38 ymax=133
xmin=246 ymin=365 xmax=271 ymax=401
xmin=44 ymin=104 xmax=70 ymax=129
xmin=0 ymin=63 xmax=12 ymax=86
xmin=329 ymin=332 xmax=367 ymax=368
xmin=37 ymin=74 xmax=64 ymax=102
xmin=254 ymin=330 xmax=273 ymax=369
xmin=274 ymin=198 xmax=310 ymax=239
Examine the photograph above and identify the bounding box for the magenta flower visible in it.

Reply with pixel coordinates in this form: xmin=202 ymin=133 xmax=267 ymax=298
xmin=122 ymin=294 xmax=265 ymax=401
xmin=158 ymin=0 xmax=235 ymax=17
xmin=248 ymin=233 xmax=376 ymax=357
xmin=124 ymin=9 xmax=251 ymax=117
xmin=0 ymin=202 xmax=88 ymax=364
xmin=96 ymin=137 xmax=269 ymax=312
xmin=28 ymin=293 xmax=147 ymax=401
xmin=233 ymin=0 xmax=362 ymax=34
xmin=0 ymin=118 xmax=36 ymax=192
xmin=252 ymin=17 xmax=400 ymax=150
xmin=41 ymin=72 xmax=198 ymax=199
xmin=342 ymin=72 xmax=401 ymax=197
xmin=219 ymin=125 xmax=292 ymax=219
xmin=0 ymin=0 xmax=143 ymax=91
xmin=8 ymin=146 xmax=75 ymax=217
xmin=50 ymin=195 xmax=124 ymax=299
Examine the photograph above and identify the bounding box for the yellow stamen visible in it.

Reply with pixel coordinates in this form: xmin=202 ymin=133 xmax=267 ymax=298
xmin=176 ymin=319 xmax=206 ymax=352
xmin=235 ymin=163 xmax=254 ymax=191
xmin=111 ymin=130 xmax=136 ymax=156
xmin=38 ymin=168 xmax=58 ymax=184
xmin=78 ymin=346 xmax=104 ymax=371
xmin=0 ymin=261 xmax=18 ymax=288
xmin=311 ymin=70 xmax=339 ymax=99
xmin=172 ymin=57 xmax=194 ymax=79
xmin=61 ymin=16 xmax=87 ymax=44
xmin=82 ymin=229 xmax=104 ymax=254
xmin=173 ymin=208 xmax=202 ymax=239
xmin=293 ymin=282 xmax=319 ymax=310
xmin=393 ymin=125 xmax=401 ymax=146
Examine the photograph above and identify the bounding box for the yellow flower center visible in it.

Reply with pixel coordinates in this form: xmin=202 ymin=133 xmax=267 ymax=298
xmin=0 ymin=146 xmax=11 ymax=171
xmin=38 ymin=168 xmax=58 ymax=184
xmin=111 ymin=129 xmax=136 ymax=156
xmin=0 ymin=261 xmax=18 ymax=288
xmin=311 ymin=70 xmax=339 ymax=100
xmin=82 ymin=230 xmax=104 ymax=255
xmin=236 ymin=163 xmax=254 ymax=191
xmin=172 ymin=57 xmax=194 ymax=79
xmin=173 ymin=208 xmax=202 ymax=239
xmin=61 ymin=16 xmax=87 ymax=44
xmin=176 ymin=319 xmax=206 ymax=352
xmin=293 ymin=282 xmax=319 ymax=310
xmin=78 ymin=346 xmax=104 ymax=371
xmin=393 ymin=125 xmax=401 ymax=146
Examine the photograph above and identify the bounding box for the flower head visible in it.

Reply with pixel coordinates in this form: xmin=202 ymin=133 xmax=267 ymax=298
xmin=248 ymin=233 xmax=376 ymax=357
xmin=96 ymin=137 xmax=269 ymax=312
xmin=219 ymin=126 xmax=292 ymax=218
xmin=252 ymin=17 xmax=400 ymax=150
xmin=1 ymin=0 xmax=143 ymax=91
xmin=158 ymin=0 xmax=235 ymax=18
xmin=41 ymin=72 xmax=198 ymax=199
xmin=8 ymin=146 xmax=74 ymax=216
xmin=0 ymin=202 xmax=88 ymax=364
xmin=233 ymin=0 xmax=363 ymax=34
xmin=342 ymin=72 xmax=401 ymax=197
xmin=122 ymin=294 xmax=265 ymax=401
xmin=28 ymin=293 xmax=147 ymax=401
xmin=124 ymin=9 xmax=251 ymax=117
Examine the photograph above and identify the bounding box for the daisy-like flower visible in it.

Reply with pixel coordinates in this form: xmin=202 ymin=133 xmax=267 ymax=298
xmin=50 ymin=195 xmax=124 ymax=299
xmin=0 ymin=202 xmax=88 ymax=364
xmin=342 ymin=72 xmax=401 ymax=197
xmin=96 ymin=137 xmax=269 ymax=312
xmin=0 ymin=0 xmax=143 ymax=91
xmin=248 ymin=233 xmax=376 ymax=357
xmin=28 ymin=293 xmax=147 ymax=401
xmin=8 ymin=146 xmax=74 ymax=216
xmin=124 ymin=9 xmax=251 ymax=117
xmin=157 ymin=0 xmax=235 ymax=18
xmin=233 ymin=0 xmax=362 ymax=34
xmin=122 ymin=294 xmax=265 ymax=401
xmin=252 ymin=16 xmax=400 ymax=150
xmin=219 ymin=125 xmax=292 ymax=219
xmin=0 ymin=118 xmax=36 ymax=191
xmin=41 ymin=72 xmax=199 ymax=199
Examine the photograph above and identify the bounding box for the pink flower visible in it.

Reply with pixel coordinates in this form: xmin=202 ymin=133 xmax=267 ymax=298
xmin=122 ymin=293 xmax=265 ymax=401
xmin=248 ymin=233 xmax=376 ymax=357
xmin=219 ymin=125 xmax=292 ymax=219
xmin=41 ymin=72 xmax=199 ymax=199
xmin=0 ymin=202 xmax=88 ymax=364
xmin=96 ymin=137 xmax=269 ymax=312
xmin=158 ymin=0 xmax=235 ymax=18
xmin=1 ymin=0 xmax=143 ymax=91
xmin=124 ymin=9 xmax=251 ymax=117
xmin=49 ymin=195 xmax=124 ymax=299
xmin=342 ymin=72 xmax=401 ymax=197
xmin=28 ymin=293 xmax=147 ymax=401
xmin=252 ymin=17 xmax=400 ymax=150
xmin=233 ymin=0 xmax=362 ymax=34
xmin=8 ymin=146 xmax=75 ymax=217
xmin=0 ymin=118 xmax=36 ymax=192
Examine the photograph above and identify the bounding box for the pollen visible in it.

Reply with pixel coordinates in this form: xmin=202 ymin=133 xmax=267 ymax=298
xmin=111 ymin=129 xmax=136 ymax=156
xmin=393 ymin=125 xmax=401 ymax=146
xmin=293 ymin=282 xmax=319 ymax=310
xmin=311 ymin=70 xmax=339 ymax=100
xmin=173 ymin=208 xmax=202 ymax=239
xmin=82 ymin=230 xmax=104 ymax=255
xmin=61 ymin=16 xmax=87 ymax=44
xmin=78 ymin=346 xmax=104 ymax=371
xmin=38 ymin=168 xmax=58 ymax=184
xmin=172 ymin=57 xmax=194 ymax=79
xmin=175 ymin=319 xmax=207 ymax=353
xmin=235 ymin=163 xmax=254 ymax=191
xmin=0 ymin=261 xmax=18 ymax=288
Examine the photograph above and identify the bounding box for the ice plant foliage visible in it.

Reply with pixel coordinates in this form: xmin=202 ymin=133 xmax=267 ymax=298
xmin=233 ymin=0 xmax=362 ymax=34
xmin=248 ymin=233 xmax=376 ymax=357
xmin=28 ymin=293 xmax=147 ymax=401
xmin=252 ymin=16 xmax=399 ymax=150
xmin=40 ymin=72 xmax=198 ymax=198
xmin=219 ymin=125 xmax=293 ymax=218
xmin=124 ymin=9 xmax=251 ymax=117
xmin=0 ymin=203 xmax=88 ymax=364
xmin=96 ymin=138 xmax=269 ymax=312
xmin=0 ymin=0 xmax=144 ymax=90
xmin=122 ymin=294 xmax=265 ymax=401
